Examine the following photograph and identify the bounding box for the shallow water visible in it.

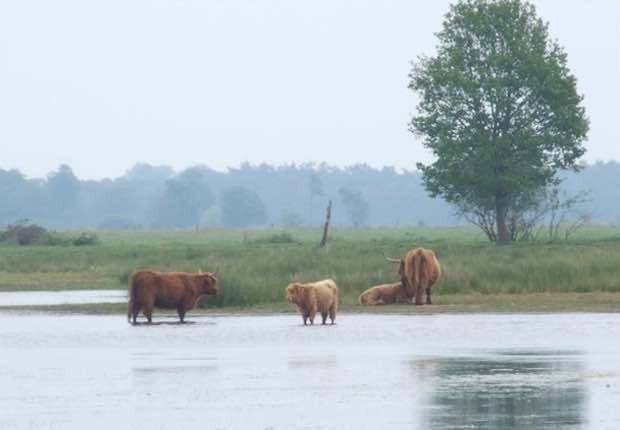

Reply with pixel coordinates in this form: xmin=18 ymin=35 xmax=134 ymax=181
xmin=1 ymin=312 xmax=619 ymax=429
xmin=0 ymin=290 xmax=126 ymax=306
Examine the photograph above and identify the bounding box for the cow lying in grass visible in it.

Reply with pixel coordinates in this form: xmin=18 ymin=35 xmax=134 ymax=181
xmin=286 ymin=279 xmax=338 ymax=325
xmin=128 ymin=271 xmax=218 ymax=324
xmin=358 ymin=282 xmax=410 ymax=305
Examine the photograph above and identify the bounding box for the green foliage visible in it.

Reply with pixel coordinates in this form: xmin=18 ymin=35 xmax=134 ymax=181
xmin=7 ymin=161 xmax=620 ymax=230
xmin=71 ymin=233 xmax=100 ymax=246
xmin=410 ymin=0 xmax=589 ymax=243
xmin=250 ymin=233 xmax=298 ymax=245
xmin=0 ymin=220 xmax=99 ymax=247
xmin=0 ymin=221 xmax=51 ymax=245
xmin=308 ymin=173 xmax=324 ymax=198
xmin=149 ymin=167 xmax=214 ymax=228
xmin=2 ymin=227 xmax=620 ymax=309
xmin=220 ymin=186 xmax=267 ymax=228
xmin=338 ymin=187 xmax=370 ymax=227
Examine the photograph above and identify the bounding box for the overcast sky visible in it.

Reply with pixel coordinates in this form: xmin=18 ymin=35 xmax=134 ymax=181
xmin=1 ymin=0 xmax=618 ymax=180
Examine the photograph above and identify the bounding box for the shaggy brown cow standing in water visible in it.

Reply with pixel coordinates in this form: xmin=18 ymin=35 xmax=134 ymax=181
xmin=286 ymin=279 xmax=338 ymax=325
xmin=127 ymin=271 xmax=218 ymax=324
xmin=358 ymin=282 xmax=410 ymax=305
xmin=385 ymin=248 xmax=441 ymax=305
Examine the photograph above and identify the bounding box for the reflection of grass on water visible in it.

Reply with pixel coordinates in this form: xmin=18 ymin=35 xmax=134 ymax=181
xmin=1 ymin=226 xmax=620 ymax=312
xmin=425 ymin=355 xmax=586 ymax=428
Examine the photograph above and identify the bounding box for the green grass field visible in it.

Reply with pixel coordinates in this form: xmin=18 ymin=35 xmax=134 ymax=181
xmin=2 ymin=226 xmax=620 ymax=312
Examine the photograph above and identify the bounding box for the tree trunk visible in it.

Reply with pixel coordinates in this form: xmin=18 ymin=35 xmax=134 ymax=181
xmin=319 ymin=200 xmax=332 ymax=248
xmin=496 ymin=199 xmax=510 ymax=245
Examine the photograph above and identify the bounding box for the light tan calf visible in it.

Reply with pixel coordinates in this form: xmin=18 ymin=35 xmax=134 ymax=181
xmin=359 ymin=282 xmax=410 ymax=305
xmin=286 ymin=279 xmax=338 ymax=325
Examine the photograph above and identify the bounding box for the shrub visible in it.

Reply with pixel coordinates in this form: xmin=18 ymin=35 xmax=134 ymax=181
xmin=72 ymin=233 xmax=99 ymax=246
xmin=0 ymin=220 xmax=99 ymax=246
xmin=251 ymin=233 xmax=298 ymax=245
xmin=0 ymin=220 xmax=51 ymax=245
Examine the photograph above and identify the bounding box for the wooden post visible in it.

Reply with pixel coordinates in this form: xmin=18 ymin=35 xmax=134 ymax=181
xmin=319 ymin=200 xmax=332 ymax=248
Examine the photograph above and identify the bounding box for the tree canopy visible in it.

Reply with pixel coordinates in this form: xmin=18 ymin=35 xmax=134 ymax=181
xmin=410 ymin=0 xmax=589 ymax=243
xmin=338 ymin=187 xmax=370 ymax=227
xmin=220 ymin=186 xmax=267 ymax=228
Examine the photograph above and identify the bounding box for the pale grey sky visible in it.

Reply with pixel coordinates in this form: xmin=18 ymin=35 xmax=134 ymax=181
xmin=1 ymin=0 xmax=618 ymax=180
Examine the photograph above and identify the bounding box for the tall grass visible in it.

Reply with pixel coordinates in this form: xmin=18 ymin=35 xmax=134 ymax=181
xmin=1 ymin=226 xmax=620 ymax=307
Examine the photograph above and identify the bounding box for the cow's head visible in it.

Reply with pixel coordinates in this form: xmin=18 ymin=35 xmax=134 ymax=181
xmin=384 ymin=252 xmax=407 ymax=287
xmin=286 ymin=283 xmax=302 ymax=304
xmin=199 ymin=272 xmax=219 ymax=295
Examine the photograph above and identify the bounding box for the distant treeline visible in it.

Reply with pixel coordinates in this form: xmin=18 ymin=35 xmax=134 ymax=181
xmin=1 ymin=162 xmax=618 ymax=229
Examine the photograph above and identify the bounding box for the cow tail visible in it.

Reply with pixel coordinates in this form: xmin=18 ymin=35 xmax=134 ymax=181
xmin=413 ymin=254 xmax=421 ymax=290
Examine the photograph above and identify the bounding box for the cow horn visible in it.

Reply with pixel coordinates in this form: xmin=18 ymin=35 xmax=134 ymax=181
xmin=212 ymin=267 xmax=218 ymax=277
xmin=383 ymin=252 xmax=401 ymax=263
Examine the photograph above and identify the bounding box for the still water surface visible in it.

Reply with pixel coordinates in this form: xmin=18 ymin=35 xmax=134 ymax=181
xmin=0 ymin=290 xmax=126 ymax=306
xmin=0 ymin=312 xmax=618 ymax=429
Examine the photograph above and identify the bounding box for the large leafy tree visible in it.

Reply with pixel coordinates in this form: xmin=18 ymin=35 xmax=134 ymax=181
xmin=410 ymin=0 xmax=589 ymax=243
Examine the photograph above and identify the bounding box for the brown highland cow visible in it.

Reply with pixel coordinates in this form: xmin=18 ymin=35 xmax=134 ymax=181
xmin=286 ymin=279 xmax=338 ymax=325
xmin=358 ymin=282 xmax=410 ymax=305
xmin=127 ymin=271 xmax=218 ymax=324
xmin=385 ymin=248 xmax=441 ymax=305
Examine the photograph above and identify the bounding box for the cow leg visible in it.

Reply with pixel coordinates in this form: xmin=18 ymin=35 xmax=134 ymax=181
xmin=426 ymin=287 xmax=432 ymax=305
xmin=177 ymin=306 xmax=186 ymax=323
xmin=321 ymin=312 xmax=328 ymax=325
xmin=414 ymin=286 xmax=424 ymax=305
xmin=308 ymin=307 xmax=317 ymax=325
xmin=142 ymin=296 xmax=155 ymax=323
xmin=329 ymin=305 xmax=336 ymax=325
xmin=131 ymin=304 xmax=140 ymax=324
xmin=303 ymin=315 xmax=308 ymax=326
xmin=143 ymin=302 xmax=154 ymax=324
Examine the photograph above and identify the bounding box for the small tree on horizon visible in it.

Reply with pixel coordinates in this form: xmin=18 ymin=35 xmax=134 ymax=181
xmin=308 ymin=173 xmax=324 ymax=225
xmin=338 ymin=187 xmax=369 ymax=227
xmin=220 ymin=186 xmax=267 ymax=228
xmin=409 ymin=0 xmax=589 ymax=244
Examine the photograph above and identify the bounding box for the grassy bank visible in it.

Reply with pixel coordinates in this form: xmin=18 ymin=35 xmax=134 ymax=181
xmin=5 ymin=293 xmax=620 ymax=315
xmin=1 ymin=226 xmax=620 ymax=311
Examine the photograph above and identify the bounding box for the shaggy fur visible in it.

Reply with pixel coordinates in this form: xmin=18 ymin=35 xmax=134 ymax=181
xmin=128 ymin=271 xmax=218 ymax=324
xmin=358 ymin=282 xmax=410 ymax=305
xmin=286 ymin=279 xmax=338 ymax=325
xmin=399 ymin=248 xmax=442 ymax=305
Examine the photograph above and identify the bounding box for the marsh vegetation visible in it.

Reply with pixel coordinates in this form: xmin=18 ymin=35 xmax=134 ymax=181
xmin=1 ymin=226 xmax=620 ymax=312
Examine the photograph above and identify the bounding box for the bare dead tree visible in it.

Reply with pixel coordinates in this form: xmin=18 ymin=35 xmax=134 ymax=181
xmin=319 ymin=200 xmax=332 ymax=248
